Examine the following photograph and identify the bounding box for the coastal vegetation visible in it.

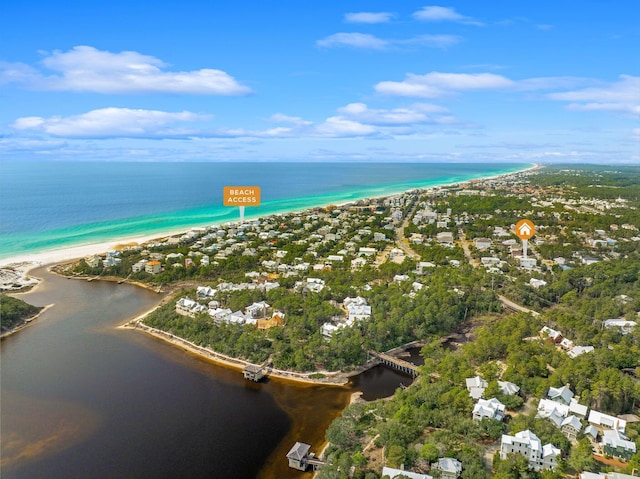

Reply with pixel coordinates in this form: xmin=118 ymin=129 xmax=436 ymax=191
xmin=0 ymin=294 xmax=42 ymax=331
xmin=63 ymin=165 xmax=640 ymax=478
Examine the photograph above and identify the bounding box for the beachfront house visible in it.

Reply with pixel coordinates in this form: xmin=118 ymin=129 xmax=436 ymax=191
xmin=145 ymin=260 xmax=162 ymax=274
xmin=84 ymin=255 xmax=102 ymax=268
xmin=176 ymin=298 xmax=207 ymax=317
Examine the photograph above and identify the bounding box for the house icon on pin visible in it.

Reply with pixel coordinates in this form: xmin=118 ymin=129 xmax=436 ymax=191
xmin=519 ymin=223 xmax=531 ymax=236
xmin=515 ymin=219 xmax=535 ymax=240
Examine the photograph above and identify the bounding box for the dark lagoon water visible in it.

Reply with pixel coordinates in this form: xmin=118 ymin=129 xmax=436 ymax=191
xmin=1 ymin=270 xmax=416 ymax=478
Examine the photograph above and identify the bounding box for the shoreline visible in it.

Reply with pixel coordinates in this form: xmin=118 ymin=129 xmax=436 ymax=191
xmin=120 ymin=317 xmax=352 ymax=386
xmin=0 ymin=303 xmax=54 ymax=339
xmin=0 ymin=163 xmax=539 ymax=278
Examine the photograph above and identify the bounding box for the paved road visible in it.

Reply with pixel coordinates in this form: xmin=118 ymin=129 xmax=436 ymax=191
xmin=395 ymin=201 xmax=421 ymax=260
xmin=459 ymin=229 xmax=540 ymax=317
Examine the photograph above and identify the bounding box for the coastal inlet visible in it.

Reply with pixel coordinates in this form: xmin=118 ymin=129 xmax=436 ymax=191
xmin=1 ymin=268 xmax=419 ymax=479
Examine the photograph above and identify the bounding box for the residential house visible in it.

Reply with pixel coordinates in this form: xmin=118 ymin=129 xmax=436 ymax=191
xmin=588 ymin=410 xmax=626 ymax=434
xmin=537 ymin=398 xmax=569 ymax=427
xmin=381 ymin=467 xmax=432 ymax=479
xmin=472 ymin=398 xmax=505 ymax=422
xmin=436 ymin=232 xmax=454 ymax=244
xmin=351 ymin=257 xmax=367 ymax=270
xmin=519 ymin=257 xmax=537 ymax=269
xmin=176 ymin=298 xmax=207 ymax=317
xmin=547 ymin=385 xmax=574 ymax=405
xmin=196 ymin=286 xmax=216 ymax=299
xmin=145 ymin=260 xmax=162 ymax=274
xmin=245 ymin=301 xmax=269 ymax=319
xmin=567 ymin=345 xmax=594 ymax=358
xmin=465 ymin=376 xmax=487 ymax=400
xmin=256 ymin=313 xmax=285 ymax=330
xmin=560 ymin=415 xmax=583 ymax=441
xmin=416 ymin=261 xmax=436 ymax=274
xmin=498 ymin=381 xmax=520 ymax=396
xmin=540 ymin=327 xmax=563 ymax=344
xmin=602 ymin=429 xmax=636 ymax=460
xmin=430 ymin=458 xmax=462 ymax=479
xmin=474 ymin=238 xmax=492 ymax=250
xmin=529 ymin=278 xmax=548 ymax=289
xmin=603 ymin=319 xmax=637 ymax=335
xmin=84 ymin=255 xmax=102 ymax=268
xmin=132 ymin=259 xmax=148 ymax=273
xmin=500 ymin=430 xmax=561 ymax=471
xmin=580 ymin=473 xmax=637 ymax=479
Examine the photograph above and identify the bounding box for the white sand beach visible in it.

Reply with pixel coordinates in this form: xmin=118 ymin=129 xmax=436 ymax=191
xmin=0 ymin=163 xmax=540 ymax=291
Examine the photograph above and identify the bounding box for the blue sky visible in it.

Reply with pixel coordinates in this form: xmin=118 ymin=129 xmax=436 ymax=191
xmin=1 ymin=0 xmax=638 ymax=163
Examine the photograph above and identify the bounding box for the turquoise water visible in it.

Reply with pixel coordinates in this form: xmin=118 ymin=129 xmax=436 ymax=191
xmin=0 ymin=161 xmax=531 ymax=259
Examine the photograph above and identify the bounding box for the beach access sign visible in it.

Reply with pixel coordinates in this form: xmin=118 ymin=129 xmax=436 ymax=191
xmin=223 ymin=186 xmax=261 ymax=206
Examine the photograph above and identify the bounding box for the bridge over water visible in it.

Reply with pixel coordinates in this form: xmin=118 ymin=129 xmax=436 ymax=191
xmin=369 ymin=350 xmax=419 ymax=377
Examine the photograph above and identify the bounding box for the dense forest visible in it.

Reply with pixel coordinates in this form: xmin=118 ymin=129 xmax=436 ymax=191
xmin=0 ymin=294 xmax=42 ymax=331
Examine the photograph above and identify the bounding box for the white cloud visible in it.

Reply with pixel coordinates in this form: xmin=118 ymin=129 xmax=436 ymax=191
xmin=11 ymin=107 xmax=210 ymax=138
xmin=412 ymin=6 xmax=484 ymax=26
xmin=399 ymin=34 xmax=462 ymax=48
xmin=376 ymin=72 xmax=514 ymax=97
xmin=316 ymin=33 xmax=389 ymax=50
xmin=1 ymin=45 xmax=252 ymax=95
xmin=548 ymin=75 xmax=640 ymax=115
xmin=344 ymin=12 xmax=394 ymax=24
xmin=314 ymin=117 xmax=379 ymax=137
xmin=317 ymin=33 xmax=461 ymax=50
xmin=268 ymin=113 xmax=313 ymax=126
xmin=337 ymin=102 xmax=448 ymax=125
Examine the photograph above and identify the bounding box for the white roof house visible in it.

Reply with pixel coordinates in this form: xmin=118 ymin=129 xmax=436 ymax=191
xmin=500 ymin=430 xmax=561 ymax=471
xmin=602 ymin=429 xmax=637 ymax=459
xmin=431 ymin=458 xmax=462 ymax=478
xmin=473 ymin=398 xmax=505 ymax=422
xmin=547 ymin=386 xmax=574 ymax=405
xmin=603 ymin=319 xmax=637 ymax=335
xmin=196 ymin=286 xmax=216 ymax=299
xmin=588 ymin=410 xmax=626 ymax=434
xmin=529 ymin=278 xmax=548 ymax=289
xmin=498 ymin=381 xmax=520 ymax=396
xmin=537 ymin=398 xmax=569 ymax=427
xmin=580 ymin=473 xmax=638 ymax=479
xmin=560 ymin=415 xmax=583 ymax=440
xmin=567 ymin=345 xmax=594 ymax=358
xmin=465 ymin=376 xmax=487 ymax=400
xmin=321 ymin=322 xmax=340 ymax=338
xmin=175 ymin=298 xmax=207 ymax=317
xmin=381 ymin=467 xmax=432 ymax=479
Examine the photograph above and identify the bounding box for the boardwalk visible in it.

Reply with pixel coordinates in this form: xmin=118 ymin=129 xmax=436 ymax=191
xmin=369 ymin=351 xmax=419 ymax=377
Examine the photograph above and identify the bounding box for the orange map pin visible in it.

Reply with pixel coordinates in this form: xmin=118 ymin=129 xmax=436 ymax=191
xmin=515 ymin=219 xmax=535 ymax=240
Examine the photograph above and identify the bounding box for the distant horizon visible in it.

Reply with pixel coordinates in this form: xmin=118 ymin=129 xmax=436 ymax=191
xmin=1 ymin=159 xmax=638 ymax=166
xmin=1 ymin=1 xmax=638 ymax=164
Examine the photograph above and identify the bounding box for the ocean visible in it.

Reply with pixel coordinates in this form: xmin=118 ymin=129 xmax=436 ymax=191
xmin=0 ymin=161 xmax=530 ymax=259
